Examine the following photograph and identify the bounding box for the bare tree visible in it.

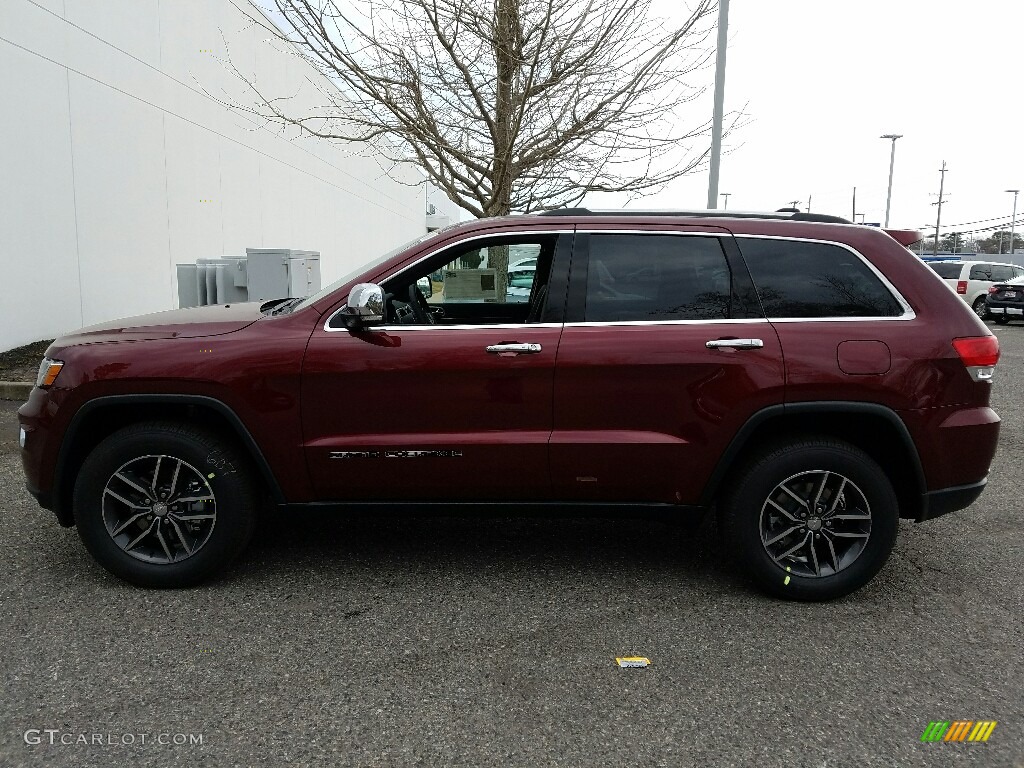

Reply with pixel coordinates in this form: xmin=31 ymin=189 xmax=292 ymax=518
xmin=237 ymin=0 xmax=723 ymax=220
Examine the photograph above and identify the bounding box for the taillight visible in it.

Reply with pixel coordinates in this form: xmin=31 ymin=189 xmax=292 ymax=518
xmin=953 ymin=336 xmax=1000 ymax=381
xmin=956 ymin=280 xmax=968 ymax=294
xmin=988 ymin=285 xmax=999 ymax=294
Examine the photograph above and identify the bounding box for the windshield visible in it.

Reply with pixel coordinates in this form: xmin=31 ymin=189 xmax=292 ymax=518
xmin=293 ymin=229 xmax=447 ymax=312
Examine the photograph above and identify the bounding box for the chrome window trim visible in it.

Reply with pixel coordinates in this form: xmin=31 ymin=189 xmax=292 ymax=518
xmin=323 ymin=228 xmax=917 ymax=332
xmin=334 ymin=322 xmax=565 ymax=333
xmin=324 ymin=229 xmax=572 ymax=332
xmin=733 ymin=234 xmax=916 ymax=322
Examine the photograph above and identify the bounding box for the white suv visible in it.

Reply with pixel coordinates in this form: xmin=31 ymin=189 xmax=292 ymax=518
xmin=927 ymin=260 xmax=1024 ymax=318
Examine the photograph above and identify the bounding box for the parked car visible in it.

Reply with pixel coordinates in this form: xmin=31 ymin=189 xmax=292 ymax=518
xmin=506 ymin=262 xmax=536 ymax=302
xmin=927 ymin=260 xmax=1024 ymax=318
xmin=985 ymin=274 xmax=1024 ymax=324
xmin=19 ymin=209 xmax=1000 ymax=600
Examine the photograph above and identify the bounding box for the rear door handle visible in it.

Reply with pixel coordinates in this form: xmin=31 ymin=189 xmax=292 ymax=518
xmin=705 ymin=338 xmax=764 ymax=350
xmin=486 ymin=343 xmax=542 ymax=355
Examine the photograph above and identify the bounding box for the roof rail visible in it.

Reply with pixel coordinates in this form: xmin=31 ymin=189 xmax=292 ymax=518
xmin=537 ymin=207 xmax=852 ymax=225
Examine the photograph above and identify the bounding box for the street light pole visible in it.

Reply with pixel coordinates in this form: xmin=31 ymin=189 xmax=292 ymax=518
xmin=720 ymin=192 xmax=731 ymax=210
xmin=880 ymin=134 xmax=902 ymax=228
xmin=706 ymin=0 xmax=730 ymax=209
xmin=1007 ymin=189 xmax=1020 ymax=256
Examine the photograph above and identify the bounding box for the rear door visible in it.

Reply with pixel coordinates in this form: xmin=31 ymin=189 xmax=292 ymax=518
xmin=549 ymin=226 xmax=785 ymax=504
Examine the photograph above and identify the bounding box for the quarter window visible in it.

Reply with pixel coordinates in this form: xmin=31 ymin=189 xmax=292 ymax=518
xmin=737 ymin=238 xmax=903 ymax=318
xmin=584 ymin=235 xmax=732 ymax=322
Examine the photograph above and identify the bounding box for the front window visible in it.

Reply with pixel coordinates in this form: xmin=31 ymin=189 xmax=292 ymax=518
xmin=329 ymin=235 xmax=559 ymax=328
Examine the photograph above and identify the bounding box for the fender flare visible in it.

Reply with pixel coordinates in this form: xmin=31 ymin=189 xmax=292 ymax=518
xmin=53 ymin=394 xmax=286 ymax=523
xmin=698 ymin=401 xmax=926 ymax=508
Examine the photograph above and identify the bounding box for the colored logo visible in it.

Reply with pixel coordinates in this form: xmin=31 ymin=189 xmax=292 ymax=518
xmin=921 ymin=721 xmax=997 ymax=743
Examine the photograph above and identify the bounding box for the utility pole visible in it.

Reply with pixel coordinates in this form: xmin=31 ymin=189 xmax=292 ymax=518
xmin=806 ymin=195 xmax=812 ymax=213
xmin=852 ymin=187 xmax=857 ymax=221
xmin=788 ymin=199 xmax=801 ymax=210
xmin=706 ymin=0 xmax=730 ymax=208
xmin=1007 ymin=189 xmax=1019 ymax=256
xmin=933 ymin=161 xmax=947 ymax=257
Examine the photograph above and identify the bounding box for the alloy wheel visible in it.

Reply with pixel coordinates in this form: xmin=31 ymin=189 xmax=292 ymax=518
xmin=759 ymin=470 xmax=871 ymax=578
xmin=101 ymin=455 xmax=217 ymax=564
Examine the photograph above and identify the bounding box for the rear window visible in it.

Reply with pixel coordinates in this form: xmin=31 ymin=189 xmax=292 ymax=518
xmin=584 ymin=234 xmax=732 ymax=321
xmin=737 ymin=237 xmax=903 ymax=318
xmin=928 ymin=262 xmax=964 ymax=279
xmin=989 ymin=265 xmax=1015 ymax=282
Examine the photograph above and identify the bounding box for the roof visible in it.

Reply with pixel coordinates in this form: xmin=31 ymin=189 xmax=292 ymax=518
xmin=537 ymin=207 xmax=852 ymax=225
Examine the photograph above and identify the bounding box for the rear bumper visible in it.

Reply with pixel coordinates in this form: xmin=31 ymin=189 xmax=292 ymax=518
xmin=985 ymin=303 xmax=1024 ymax=316
xmin=917 ymin=478 xmax=987 ymax=522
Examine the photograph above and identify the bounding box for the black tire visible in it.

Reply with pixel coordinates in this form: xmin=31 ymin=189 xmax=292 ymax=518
xmin=972 ymin=297 xmax=989 ymax=320
xmin=74 ymin=422 xmax=257 ymax=587
xmin=994 ymin=315 xmax=1010 ymax=325
xmin=720 ymin=439 xmax=899 ymax=601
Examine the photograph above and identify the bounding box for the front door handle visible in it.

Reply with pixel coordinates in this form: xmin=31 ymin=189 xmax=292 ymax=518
xmin=486 ymin=343 xmax=542 ymax=355
xmin=705 ymin=338 xmax=764 ymax=350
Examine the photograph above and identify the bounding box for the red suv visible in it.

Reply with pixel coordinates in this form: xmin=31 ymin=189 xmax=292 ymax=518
xmin=18 ymin=210 xmax=1001 ymax=599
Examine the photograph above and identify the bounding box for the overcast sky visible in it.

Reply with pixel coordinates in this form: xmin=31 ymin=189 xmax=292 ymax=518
xmin=260 ymin=0 xmax=1022 ymax=236
xmin=589 ymin=0 xmax=1024 ymax=238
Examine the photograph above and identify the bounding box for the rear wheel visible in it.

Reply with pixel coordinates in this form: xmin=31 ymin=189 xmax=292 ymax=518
xmin=972 ymin=296 xmax=989 ymax=319
xmin=720 ymin=439 xmax=899 ymax=601
xmin=74 ymin=422 xmax=257 ymax=587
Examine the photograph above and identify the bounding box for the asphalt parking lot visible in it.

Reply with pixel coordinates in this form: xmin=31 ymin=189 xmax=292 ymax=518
xmin=1 ymin=324 xmax=1022 ymax=768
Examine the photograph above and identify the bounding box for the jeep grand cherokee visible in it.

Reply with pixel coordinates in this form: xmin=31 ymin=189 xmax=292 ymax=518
xmin=18 ymin=209 xmax=1001 ymax=600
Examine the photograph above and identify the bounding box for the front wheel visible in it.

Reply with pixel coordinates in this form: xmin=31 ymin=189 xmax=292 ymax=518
xmin=720 ymin=439 xmax=899 ymax=601
xmin=74 ymin=422 xmax=257 ymax=587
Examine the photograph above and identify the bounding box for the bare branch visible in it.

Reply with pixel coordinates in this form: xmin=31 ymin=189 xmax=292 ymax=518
xmin=223 ymin=0 xmax=736 ymax=217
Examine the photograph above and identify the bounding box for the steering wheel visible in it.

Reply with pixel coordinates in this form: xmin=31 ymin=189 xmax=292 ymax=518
xmin=407 ymin=283 xmax=435 ymax=325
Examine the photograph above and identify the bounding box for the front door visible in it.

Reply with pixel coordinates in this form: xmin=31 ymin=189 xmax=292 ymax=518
xmin=301 ymin=232 xmax=571 ymax=501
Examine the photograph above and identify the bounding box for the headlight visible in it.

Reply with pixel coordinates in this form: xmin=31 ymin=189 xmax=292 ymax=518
xmin=36 ymin=358 xmax=64 ymax=388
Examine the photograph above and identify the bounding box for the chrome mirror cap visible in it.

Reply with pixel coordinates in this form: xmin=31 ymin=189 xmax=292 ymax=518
xmin=341 ymin=283 xmax=385 ymax=327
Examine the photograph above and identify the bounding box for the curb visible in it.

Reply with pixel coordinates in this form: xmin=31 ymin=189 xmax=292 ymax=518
xmin=0 ymin=382 xmax=33 ymax=402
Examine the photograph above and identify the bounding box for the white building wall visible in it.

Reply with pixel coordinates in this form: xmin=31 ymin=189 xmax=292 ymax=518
xmin=0 ymin=0 xmax=426 ymax=351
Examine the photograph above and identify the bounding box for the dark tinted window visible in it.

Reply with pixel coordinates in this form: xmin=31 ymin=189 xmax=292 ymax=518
xmin=585 ymin=235 xmax=731 ymax=321
xmin=929 ymin=262 xmax=963 ymax=279
xmin=969 ymin=264 xmax=993 ymax=280
xmin=989 ymin=265 xmax=1014 ymax=282
xmin=738 ymin=238 xmax=903 ymax=318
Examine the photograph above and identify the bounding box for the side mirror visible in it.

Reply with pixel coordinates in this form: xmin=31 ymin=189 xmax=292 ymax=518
xmin=416 ymin=276 xmax=433 ymax=299
xmin=340 ymin=283 xmax=385 ymax=328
